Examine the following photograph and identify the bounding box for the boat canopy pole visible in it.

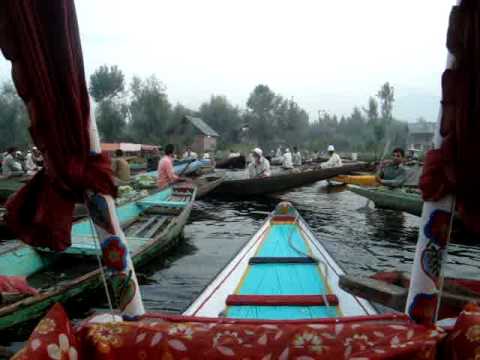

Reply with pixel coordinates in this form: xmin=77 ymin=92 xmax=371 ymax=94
xmin=405 ymin=0 xmax=460 ymax=325
xmin=85 ymin=103 xmax=145 ymax=319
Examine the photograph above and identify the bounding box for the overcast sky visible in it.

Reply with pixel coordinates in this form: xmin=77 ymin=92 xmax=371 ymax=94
xmin=0 ymin=0 xmax=454 ymax=121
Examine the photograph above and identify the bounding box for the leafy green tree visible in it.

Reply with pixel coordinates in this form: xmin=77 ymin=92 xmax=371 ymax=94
xmin=95 ymin=100 xmax=126 ymax=142
xmin=246 ymin=85 xmax=282 ymax=144
xmin=128 ymin=75 xmax=171 ymax=144
xmin=363 ymin=97 xmax=379 ymax=126
xmin=199 ymin=95 xmax=242 ymax=144
xmin=376 ymin=82 xmax=395 ymax=123
xmin=0 ymin=82 xmax=30 ymax=150
xmin=89 ymin=65 xmax=125 ymax=102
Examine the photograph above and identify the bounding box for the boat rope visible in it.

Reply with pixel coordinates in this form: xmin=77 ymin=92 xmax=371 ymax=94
xmin=86 ymin=207 xmax=116 ymax=321
xmin=434 ymin=196 xmax=456 ymax=322
xmin=284 ymin=215 xmax=330 ymax=307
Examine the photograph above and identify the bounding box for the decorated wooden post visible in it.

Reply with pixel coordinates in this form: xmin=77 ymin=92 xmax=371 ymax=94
xmin=405 ymin=0 xmax=462 ymax=324
xmin=85 ymin=104 xmax=145 ymax=319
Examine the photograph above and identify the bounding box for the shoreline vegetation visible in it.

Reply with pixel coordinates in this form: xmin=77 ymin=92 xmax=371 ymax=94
xmin=0 ymin=65 xmax=424 ymax=159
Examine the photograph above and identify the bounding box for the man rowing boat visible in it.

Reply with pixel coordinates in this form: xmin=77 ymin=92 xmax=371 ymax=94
xmin=376 ymin=147 xmax=407 ymax=188
xmin=248 ymin=148 xmax=271 ymax=178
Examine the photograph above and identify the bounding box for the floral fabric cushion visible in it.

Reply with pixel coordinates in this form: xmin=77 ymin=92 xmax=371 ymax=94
xmin=12 ymin=303 xmax=448 ymax=360
xmin=12 ymin=303 xmax=79 ymax=360
xmin=442 ymin=303 xmax=480 ymax=360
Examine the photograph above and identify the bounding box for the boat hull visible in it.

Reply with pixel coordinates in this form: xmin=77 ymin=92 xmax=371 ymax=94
xmin=0 ymin=186 xmax=195 ymax=334
xmin=213 ymin=163 xmax=368 ymax=196
xmin=349 ymin=185 xmax=423 ymax=216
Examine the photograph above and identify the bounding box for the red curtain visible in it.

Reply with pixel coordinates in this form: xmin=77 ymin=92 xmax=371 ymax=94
xmin=419 ymin=0 xmax=480 ymax=235
xmin=0 ymin=0 xmax=116 ymax=251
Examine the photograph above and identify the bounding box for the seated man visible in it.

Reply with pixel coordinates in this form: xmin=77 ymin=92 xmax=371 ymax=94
xmin=292 ymin=146 xmax=302 ymax=166
xmin=182 ymin=146 xmax=198 ymax=160
xmin=111 ymin=149 xmax=131 ymax=183
xmin=377 ymin=147 xmax=407 ymax=188
xmin=248 ymin=148 xmax=271 ymax=178
xmin=282 ymin=148 xmax=293 ymax=169
xmin=2 ymin=147 xmax=23 ymax=177
xmin=320 ymin=145 xmax=342 ymax=168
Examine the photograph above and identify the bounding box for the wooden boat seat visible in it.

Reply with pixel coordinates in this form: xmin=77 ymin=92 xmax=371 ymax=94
xmin=137 ymin=200 xmax=187 ymax=208
xmin=249 ymin=256 xmax=318 ymax=264
xmin=62 ymin=236 xmax=151 ymax=256
xmin=226 ymin=294 xmax=339 ymax=306
xmin=271 ymin=215 xmax=296 ymax=223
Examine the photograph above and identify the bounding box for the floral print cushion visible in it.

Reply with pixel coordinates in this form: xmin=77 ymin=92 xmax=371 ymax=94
xmin=13 ymin=303 xmax=447 ymax=360
xmin=442 ymin=303 xmax=480 ymax=360
xmin=12 ymin=303 xmax=79 ymax=360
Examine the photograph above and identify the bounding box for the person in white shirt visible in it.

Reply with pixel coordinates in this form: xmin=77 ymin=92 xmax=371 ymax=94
xmin=228 ymin=149 xmax=240 ymax=158
xmin=248 ymin=148 xmax=271 ymax=178
xmin=2 ymin=147 xmax=23 ymax=177
xmin=275 ymin=146 xmax=282 ymax=158
xmin=282 ymin=148 xmax=293 ymax=169
xmin=292 ymin=146 xmax=302 ymax=166
xmin=182 ymin=146 xmax=198 ymax=160
xmin=25 ymin=151 xmax=38 ymax=173
xmin=321 ymin=145 xmax=343 ymax=168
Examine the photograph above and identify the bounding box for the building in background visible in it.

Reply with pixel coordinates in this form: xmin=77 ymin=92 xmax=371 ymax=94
xmin=177 ymin=115 xmax=219 ymax=154
xmin=407 ymin=121 xmax=435 ymax=151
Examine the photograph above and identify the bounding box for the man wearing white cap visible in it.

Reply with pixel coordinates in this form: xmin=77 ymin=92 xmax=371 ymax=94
xmin=282 ymin=148 xmax=293 ymax=169
xmin=321 ymin=145 xmax=343 ymax=168
xmin=248 ymin=148 xmax=271 ymax=178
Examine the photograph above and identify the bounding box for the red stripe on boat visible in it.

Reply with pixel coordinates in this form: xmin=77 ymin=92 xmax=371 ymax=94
xmin=226 ymin=294 xmax=339 ymax=306
xmin=271 ymin=215 xmax=296 ymax=222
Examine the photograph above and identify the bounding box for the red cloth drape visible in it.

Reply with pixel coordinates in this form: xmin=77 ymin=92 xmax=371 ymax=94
xmin=419 ymin=1 xmax=480 ymax=235
xmin=0 ymin=0 xmax=116 ymax=251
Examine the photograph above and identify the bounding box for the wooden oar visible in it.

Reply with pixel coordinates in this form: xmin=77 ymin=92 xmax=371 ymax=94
xmin=358 ymin=139 xmax=391 ymax=212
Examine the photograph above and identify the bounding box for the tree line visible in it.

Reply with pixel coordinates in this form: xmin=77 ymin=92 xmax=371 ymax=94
xmin=0 ymin=64 xmax=410 ymax=155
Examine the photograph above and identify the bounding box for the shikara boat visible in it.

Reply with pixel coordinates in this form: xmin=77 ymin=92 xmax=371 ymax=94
xmin=185 ymin=201 xmax=377 ymax=319
xmin=340 ymin=271 xmax=480 ymax=320
xmin=193 ymin=173 xmax=225 ymax=198
xmin=213 ymin=163 xmax=368 ymax=196
xmin=0 ymin=184 xmax=196 ymax=334
xmin=0 ymin=176 xmax=30 ymax=203
xmin=349 ymin=185 xmax=423 ymax=216
xmin=215 ymin=155 xmax=246 ymax=169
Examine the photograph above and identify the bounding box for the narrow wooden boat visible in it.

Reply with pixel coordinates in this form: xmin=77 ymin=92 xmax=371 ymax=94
xmin=193 ymin=173 xmax=225 ymax=198
xmin=333 ymin=174 xmax=378 ymax=186
xmin=0 ymin=184 xmax=196 ymax=334
xmin=213 ymin=163 xmax=368 ymax=196
xmin=215 ymin=155 xmax=246 ymax=169
xmin=185 ymin=201 xmax=376 ymax=319
xmin=340 ymin=271 xmax=480 ymax=320
xmin=349 ymin=185 xmax=423 ymax=216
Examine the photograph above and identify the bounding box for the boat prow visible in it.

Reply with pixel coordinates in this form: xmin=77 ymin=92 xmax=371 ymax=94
xmin=185 ymin=201 xmax=376 ymax=319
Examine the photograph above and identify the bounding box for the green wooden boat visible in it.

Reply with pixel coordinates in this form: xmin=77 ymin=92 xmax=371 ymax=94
xmin=0 ymin=177 xmax=29 ymax=203
xmin=349 ymin=185 xmax=423 ymax=216
xmin=0 ymin=184 xmax=196 ymax=334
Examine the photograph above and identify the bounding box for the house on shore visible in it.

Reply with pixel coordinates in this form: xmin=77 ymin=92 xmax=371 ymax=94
xmin=174 ymin=115 xmax=219 ymax=154
xmin=407 ymin=122 xmax=435 ymax=151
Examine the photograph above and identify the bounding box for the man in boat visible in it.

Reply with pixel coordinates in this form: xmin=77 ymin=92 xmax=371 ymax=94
xmin=25 ymin=150 xmax=38 ymax=174
xmin=158 ymin=144 xmax=186 ymax=189
xmin=321 ymin=145 xmax=342 ymax=168
xmin=182 ymin=146 xmax=198 ymax=160
xmin=376 ymin=147 xmax=407 ymax=188
xmin=282 ymin=148 xmax=293 ymax=169
xmin=248 ymin=148 xmax=271 ymax=178
xmin=1 ymin=147 xmax=23 ymax=177
xmin=292 ymin=146 xmax=302 ymax=166
xmin=111 ymin=149 xmax=131 ymax=183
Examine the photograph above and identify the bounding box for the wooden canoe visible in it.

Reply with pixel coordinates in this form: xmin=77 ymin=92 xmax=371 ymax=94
xmin=340 ymin=271 xmax=480 ymax=320
xmin=213 ymin=163 xmax=368 ymax=196
xmin=193 ymin=173 xmax=225 ymax=199
xmin=349 ymin=185 xmax=423 ymax=216
xmin=185 ymin=201 xmax=376 ymax=319
xmin=333 ymin=174 xmax=378 ymax=186
xmin=0 ymin=184 xmax=196 ymax=334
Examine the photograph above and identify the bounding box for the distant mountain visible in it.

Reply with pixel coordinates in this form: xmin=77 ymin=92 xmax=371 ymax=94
xmin=394 ymin=90 xmax=440 ymax=122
